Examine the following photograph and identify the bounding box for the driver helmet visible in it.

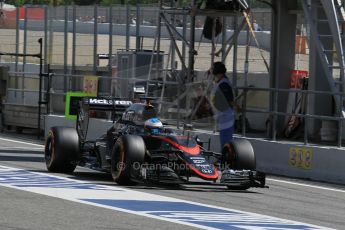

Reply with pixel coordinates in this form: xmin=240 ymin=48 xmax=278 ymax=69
xmin=144 ymin=118 xmax=163 ymax=135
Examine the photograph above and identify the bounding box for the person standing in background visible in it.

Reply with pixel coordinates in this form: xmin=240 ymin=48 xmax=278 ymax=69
xmin=210 ymin=62 xmax=236 ymax=150
xmin=253 ymin=19 xmax=261 ymax=31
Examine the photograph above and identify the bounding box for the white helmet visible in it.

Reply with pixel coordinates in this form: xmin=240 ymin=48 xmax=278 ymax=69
xmin=144 ymin=118 xmax=163 ymax=135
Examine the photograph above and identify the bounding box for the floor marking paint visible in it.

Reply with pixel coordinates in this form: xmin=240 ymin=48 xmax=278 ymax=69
xmin=0 ymin=147 xmax=43 ymax=151
xmin=0 ymin=165 xmax=333 ymax=230
xmin=0 ymin=153 xmax=43 ymax=158
xmin=0 ymin=137 xmax=44 ymax=147
xmin=0 ymin=136 xmax=344 ymax=194
xmin=267 ymin=178 xmax=345 ymax=193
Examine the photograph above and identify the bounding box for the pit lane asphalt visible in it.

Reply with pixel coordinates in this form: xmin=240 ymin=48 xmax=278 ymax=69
xmin=0 ymin=133 xmax=344 ymax=230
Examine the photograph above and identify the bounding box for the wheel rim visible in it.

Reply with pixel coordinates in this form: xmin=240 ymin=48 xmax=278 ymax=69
xmin=45 ymin=137 xmax=53 ymax=166
xmin=111 ymin=139 xmax=125 ymax=181
xmin=77 ymin=108 xmax=89 ymax=142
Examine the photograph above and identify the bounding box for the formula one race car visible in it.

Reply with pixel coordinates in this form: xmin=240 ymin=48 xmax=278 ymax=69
xmin=44 ymin=97 xmax=266 ymax=190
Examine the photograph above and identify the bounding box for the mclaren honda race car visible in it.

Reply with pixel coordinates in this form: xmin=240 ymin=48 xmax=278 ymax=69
xmin=44 ymin=97 xmax=266 ymax=190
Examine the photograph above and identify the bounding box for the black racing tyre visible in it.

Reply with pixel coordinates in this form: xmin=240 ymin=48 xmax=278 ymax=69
xmin=45 ymin=127 xmax=79 ymax=173
xmin=111 ymin=135 xmax=146 ymax=185
xmin=223 ymin=139 xmax=256 ymax=190
xmin=232 ymin=139 xmax=256 ymax=170
xmin=222 ymin=139 xmax=256 ymax=170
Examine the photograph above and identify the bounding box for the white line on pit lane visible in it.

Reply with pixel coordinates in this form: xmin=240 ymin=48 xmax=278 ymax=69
xmin=1 ymin=136 xmax=344 ymax=194
xmin=0 ymin=152 xmax=43 ymax=158
xmin=267 ymin=178 xmax=345 ymax=193
xmin=0 ymin=165 xmax=334 ymax=230
xmin=0 ymin=137 xmax=44 ymax=147
xmin=0 ymin=147 xmax=43 ymax=150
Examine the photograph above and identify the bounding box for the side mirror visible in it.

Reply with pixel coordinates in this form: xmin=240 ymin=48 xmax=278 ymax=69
xmin=195 ymin=136 xmax=203 ymax=147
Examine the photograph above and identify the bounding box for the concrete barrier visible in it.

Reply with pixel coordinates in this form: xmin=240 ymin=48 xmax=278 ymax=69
xmin=248 ymin=139 xmax=345 ymax=185
xmin=44 ymin=114 xmax=345 ymax=185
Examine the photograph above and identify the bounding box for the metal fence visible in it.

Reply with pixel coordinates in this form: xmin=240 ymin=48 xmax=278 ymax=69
xmin=2 ymin=4 xmax=344 ymax=147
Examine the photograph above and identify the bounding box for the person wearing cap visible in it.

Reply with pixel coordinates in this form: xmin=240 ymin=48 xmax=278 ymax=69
xmin=210 ymin=62 xmax=236 ymax=150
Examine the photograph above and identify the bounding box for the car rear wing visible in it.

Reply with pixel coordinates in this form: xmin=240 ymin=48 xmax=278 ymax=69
xmin=81 ymin=97 xmax=132 ymax=114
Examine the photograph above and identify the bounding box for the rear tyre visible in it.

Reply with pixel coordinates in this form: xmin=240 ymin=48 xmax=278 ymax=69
xmin=45 ymin=127 xmax=79 ymax=173
xmin=111 ymin=135 xmax=146 ymax=185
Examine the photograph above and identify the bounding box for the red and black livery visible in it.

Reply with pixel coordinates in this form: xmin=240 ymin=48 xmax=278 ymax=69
xmin=44 ymin=97 xmax=266 ymax=190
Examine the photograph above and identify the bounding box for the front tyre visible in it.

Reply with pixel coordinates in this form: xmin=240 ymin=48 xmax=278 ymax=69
xmin=45 ymin=127 xmax=79 ymax=173
xmin=222 ymin=139 xmax=256 ymax=190
xmin=222 ymin=139 xmax=256 ymax=170
xmin=111 ymin=135 xmax=146 ymax=185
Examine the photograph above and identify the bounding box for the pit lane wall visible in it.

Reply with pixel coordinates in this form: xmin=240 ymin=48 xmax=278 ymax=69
xmin=45 ymin=115 xmax=345 ymax=185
